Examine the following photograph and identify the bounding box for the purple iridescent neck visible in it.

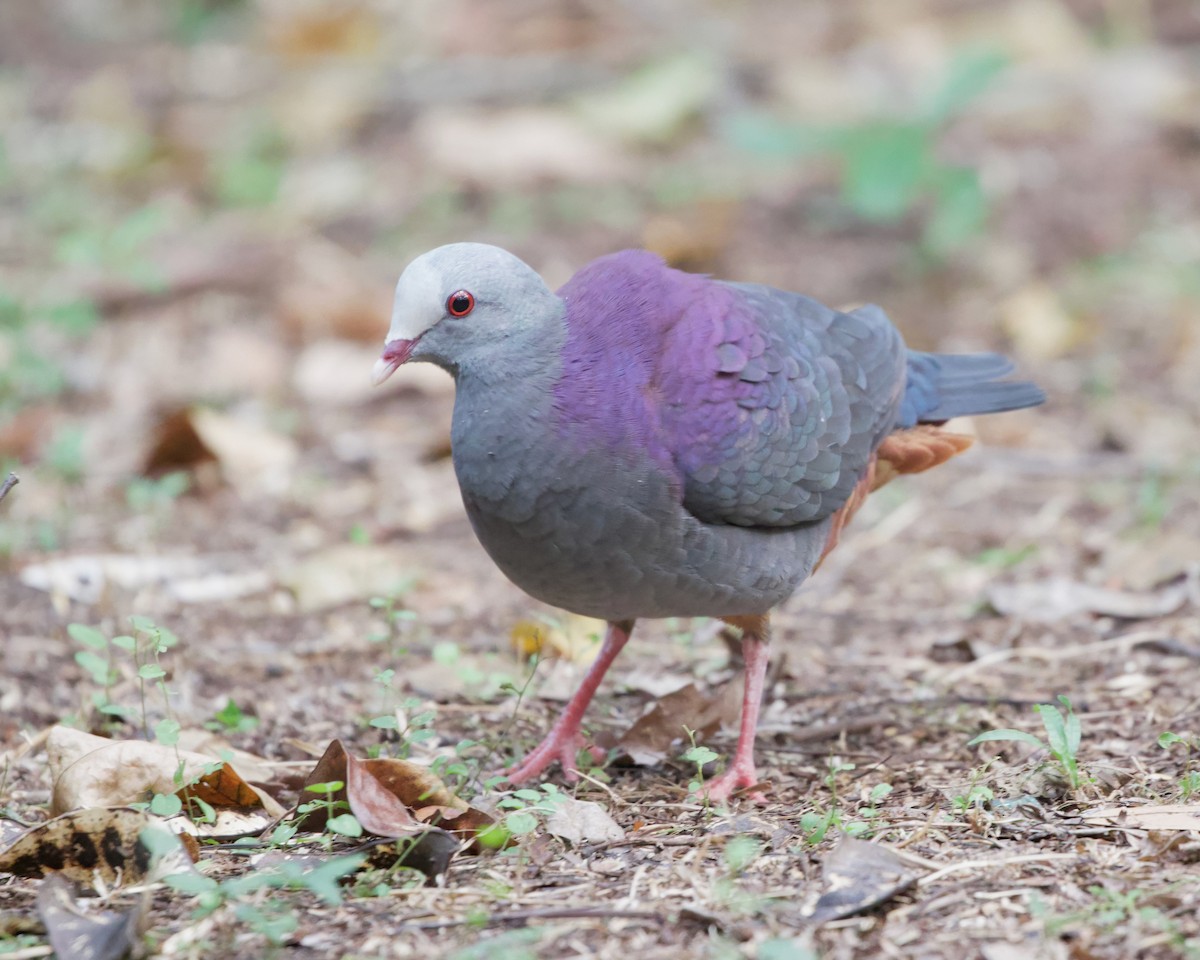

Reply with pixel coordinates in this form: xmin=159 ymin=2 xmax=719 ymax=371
xmin=550 ymin=250 xmax=707 ymax=465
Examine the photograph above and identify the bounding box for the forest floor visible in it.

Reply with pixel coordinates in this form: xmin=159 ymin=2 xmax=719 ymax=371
xmin=2 ymin=1 xmax=1200 ymax=958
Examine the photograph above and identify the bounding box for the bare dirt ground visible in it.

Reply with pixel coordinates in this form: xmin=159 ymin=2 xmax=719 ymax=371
xmin=2 ymin=1 xmax=1200 ymax=958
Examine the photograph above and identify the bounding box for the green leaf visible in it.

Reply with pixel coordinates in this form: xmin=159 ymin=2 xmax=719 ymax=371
xmin=924 ymin=167 xmax=987 ymax=254
xmin=155 ymin=718 xmax=182 ymax=745
xmin=306 ymin=780 xmax=344 ymax=795
xmin=1035 ymin=704 xmax=1069 ymax=759
xmin=166 ymin=870 xmax=220 ymax=897
xmin=505 ymin=811 xmax=539 ymax=836
xmin=722 ymin=113 xmax=841 ymax=160
xmin=723 ymin=836 xmax=762 ymax=873
xmin=150 ymin=792 xmax=183 ymax=817
xmin=326 ymin=814 xmax=363 ymax=838
xmin=839 ymin=123 xmax=931 ymax=222
xmin=74 ymin=650 xmax=112 ymax=684
xmin=128 ymin=615 xmax=156 ymax=632
xmin=213 ymin=698 xmax=246 ymax=729
xmin=924 ymin=48 xmax=1009 ymax=123
xmin=968 ymin=729 xmax=1047 ymax=751
xmin=111 ymin=634 xmax=137 ymax=651
xmin=68 ymin=623 xmax=107 ymax=650
xmin=44 ymin=299 xmax=99 ymax=336
xmin=139 ymin=663 xmax=167 ymax=681
xmin=288 ymin=853 xmax=367 ymax=904
xmin=1158 ymin=732 xmax=1186 ymax=749
xmin=681 ymin=745 xmax=719 ymax=766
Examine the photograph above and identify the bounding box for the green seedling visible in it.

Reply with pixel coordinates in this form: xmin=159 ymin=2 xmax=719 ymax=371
xmin=726 ymin=47 xmax=1008 ymax=257
xmin=680 ymin=728 xmax=722 ymax=803
xmin=1158 ymin=732 xmax=1200 ymax=801
xmin=969 ymin=695 xmax=1084 ymax=790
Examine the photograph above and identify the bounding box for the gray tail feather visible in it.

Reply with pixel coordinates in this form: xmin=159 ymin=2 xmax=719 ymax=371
xmin=901 ymin=351 xmax=1045 ymax=426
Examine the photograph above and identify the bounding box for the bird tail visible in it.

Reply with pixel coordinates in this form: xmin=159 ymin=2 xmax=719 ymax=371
xmin=898 ymin=351 xmax=1045 ymax=427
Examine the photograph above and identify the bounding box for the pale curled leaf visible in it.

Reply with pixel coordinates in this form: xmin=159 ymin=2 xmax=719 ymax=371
xmin=544 ymin=798 xmax=625 ymax=845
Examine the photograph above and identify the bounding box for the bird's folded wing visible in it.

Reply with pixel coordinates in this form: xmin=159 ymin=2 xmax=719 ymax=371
xmin=655 ymin=286 xmax=906 ymax=529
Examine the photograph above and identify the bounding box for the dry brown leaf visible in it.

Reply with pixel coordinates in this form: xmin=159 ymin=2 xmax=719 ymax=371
xmin=1085 ymin=804 xmax=1200 ymax=831
xmin=613 ymin=678 xmax=743 ymax=767
xmin=345 ymin=753 xmax=424 ymax=838
xmin=302 ymin=739 xmax=496 ymax=846
xmin=143 ymin=405 xmax=298 ymax=498
xmin=0 ymin=808 xmax=195 ymax=887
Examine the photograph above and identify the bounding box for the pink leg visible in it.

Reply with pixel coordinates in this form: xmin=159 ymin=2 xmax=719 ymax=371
xmin=505 ymin=619 xmax=634 ymax=785
xmin=700 ymin=617 xmax=771 ymax=803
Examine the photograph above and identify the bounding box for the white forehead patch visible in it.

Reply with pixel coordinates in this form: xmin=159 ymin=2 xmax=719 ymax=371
xmin=387 ymin=255 xmax=446 ymax=342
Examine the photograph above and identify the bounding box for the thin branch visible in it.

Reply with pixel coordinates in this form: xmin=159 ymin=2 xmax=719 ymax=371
xmin=403 ymin=906 xmax=665 ymax=931
xmin=0 ymin=472 xmax=18 ymax=504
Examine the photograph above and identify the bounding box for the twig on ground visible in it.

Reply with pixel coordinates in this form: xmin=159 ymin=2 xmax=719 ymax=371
xmin=0 ymin=472 xmax=18 ymax=504
xmin=404 ymin=906 xmax=665 ymax=931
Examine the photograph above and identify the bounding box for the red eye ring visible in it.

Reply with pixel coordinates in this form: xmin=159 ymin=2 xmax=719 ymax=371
xmin=446 ymin=290 xmax=475 ymax=317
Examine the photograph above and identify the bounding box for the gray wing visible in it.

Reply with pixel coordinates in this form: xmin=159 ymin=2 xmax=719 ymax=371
xmin=655 ymin=284 xmax=907 ymax=528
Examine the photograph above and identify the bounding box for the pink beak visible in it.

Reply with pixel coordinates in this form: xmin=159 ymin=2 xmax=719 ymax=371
xmin=371 ymin=338 xmax=418 ymax=386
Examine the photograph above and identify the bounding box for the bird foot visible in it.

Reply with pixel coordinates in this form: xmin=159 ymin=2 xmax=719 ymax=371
xmin=696 ymin=759 xmax=769 ymax=804
xmin=503 ymin=730 xmax=604 ymax=786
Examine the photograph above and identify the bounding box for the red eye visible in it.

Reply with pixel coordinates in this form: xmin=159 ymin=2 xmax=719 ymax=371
xmin=446 ymin=290 xmax=475 ymax=317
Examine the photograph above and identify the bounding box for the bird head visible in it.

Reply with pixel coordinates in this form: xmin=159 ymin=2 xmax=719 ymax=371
xmin=372 ymin=242 xmax=558 ymax=384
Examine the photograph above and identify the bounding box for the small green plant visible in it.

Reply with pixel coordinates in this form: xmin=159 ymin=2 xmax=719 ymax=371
xmin=1158 ymin=732 xmax=1200 ymax=801
xmin=366 ymin=587 xmax=418 ymax=658
xmin=166 ymin=850 xmax=368 ymax=945
xmin=972 ymin=544 xmax=1038 ymax=569
xmin=969 ymin=695 xmax=1084 ymax=790
xmin=492 ymin=782 xmax=569 ymax=841
xmin=712 ymin=834 xmax=765 ymax=914
xmin=799 ymin=759 xmax=875 ymax=843
xmin=680 ymin=728 xmax=721 ymax=801
xmin=951 ymin=763 xmax=996 ymax=815
xmin=1032 ymin=883 xmax=1200 ymax=957
xmin=726 ymin=47 xmax=1008 ymax=257
xmin=126 ymin=470 xmax=191 ymax=513
xmin=207 ymin=697 xmax=259 ymax=734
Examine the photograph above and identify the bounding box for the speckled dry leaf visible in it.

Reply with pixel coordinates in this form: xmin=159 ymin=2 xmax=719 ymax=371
xmin=987 ymin=577 xmax=1189 ymax=622
xmin=544 ymin=797 xmax=625 ymax=845
xmin=1085 ymin=804 xmax=1200 ymax=831
xmin=803 ymin=835 xmax=926 ymax=923
xmin=0 ymin=808 xmax=195 ymax=887
xmin=613 ymin=678 xmax=742 ymax=766
xmin=37 ymin=873 xmax=141 ymax=960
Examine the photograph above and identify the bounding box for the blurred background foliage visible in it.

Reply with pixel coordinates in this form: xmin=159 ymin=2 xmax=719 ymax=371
xmin=0 ymin=0 xmax=1197 ymax=558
